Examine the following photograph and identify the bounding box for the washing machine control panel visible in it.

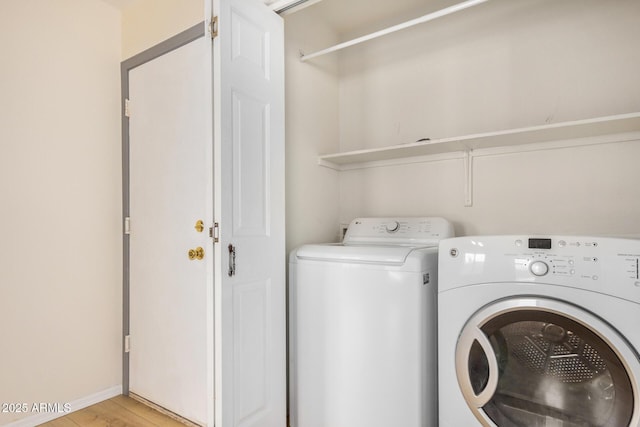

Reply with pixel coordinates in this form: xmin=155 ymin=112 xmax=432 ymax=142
xmin=343 ymin=217 xmax=454 ymax=246
xmin=440 ymin=235 xmax=640 ymax=302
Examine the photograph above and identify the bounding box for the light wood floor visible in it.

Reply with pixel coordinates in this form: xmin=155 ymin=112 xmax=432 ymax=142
xmin=38 ymin=395 xmax=190 ymax=427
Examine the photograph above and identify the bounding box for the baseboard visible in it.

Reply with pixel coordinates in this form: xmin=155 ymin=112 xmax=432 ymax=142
xmin=4 ymin=385 xmax=122 ymax=427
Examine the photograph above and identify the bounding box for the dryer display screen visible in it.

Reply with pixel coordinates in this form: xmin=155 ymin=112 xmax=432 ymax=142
xmin=529 ymin=238 xmax=552 ymax=249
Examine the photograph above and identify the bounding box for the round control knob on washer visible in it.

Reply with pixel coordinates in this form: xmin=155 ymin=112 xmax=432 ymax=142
xmin=530 ymin=261 xmax=549 ymax=276
xmin=385 ymin=221 xmax=400 ymax=233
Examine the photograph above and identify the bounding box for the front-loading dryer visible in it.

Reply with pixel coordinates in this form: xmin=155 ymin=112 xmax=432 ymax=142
xmin=438 ymin=236 xmax=640 ymax=427
xmin=289 ymin=217 xmax=454 ymax=427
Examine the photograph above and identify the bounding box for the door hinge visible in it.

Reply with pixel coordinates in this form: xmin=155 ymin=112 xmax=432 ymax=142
xmin=124 ymin=98 xmax=131 ymax=118
xmin=124 ymin=217 xmax=131 ymax=235
xmin=210 ymin=222 xmax=220 ymax=243
xmin=209 ymin=16 xmax=218 ymax=40
xmin=124 ymin=335 xmax=131 ymax=353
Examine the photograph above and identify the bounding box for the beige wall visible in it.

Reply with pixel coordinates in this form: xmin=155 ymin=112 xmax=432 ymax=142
xmin=331 ymin=0 xmax=640 ymax=237
xmin=338 ymin=0 xmax=640 ymax=150
xmin=284 ymin=7 xmax=342 ymax=251
xmin=0 ymin=1 xmax=123 ymax=424
xmin=121 ymin=0 xmax=203 ymax=59
xmin=339 ymin=141 xmax=640 ymax=237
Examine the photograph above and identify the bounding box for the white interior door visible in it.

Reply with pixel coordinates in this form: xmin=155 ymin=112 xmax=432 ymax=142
xmin=213 ymin=0 xmax=286 ymax=426
xmin=128 ymin=35 xmax=213 ymax=426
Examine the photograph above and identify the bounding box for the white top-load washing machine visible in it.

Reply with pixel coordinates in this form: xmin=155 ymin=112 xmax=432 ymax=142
xmin=289 ymin=217 xmax=454 ymax=427
xmin=438 ymin=236 xmax=640 ymax=427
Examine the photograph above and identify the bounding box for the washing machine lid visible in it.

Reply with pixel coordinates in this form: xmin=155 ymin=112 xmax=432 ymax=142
xmin=292 ymin=217 xmax=451 ymax=265
xmin=295 ymin=244 xmax=418 ymax=265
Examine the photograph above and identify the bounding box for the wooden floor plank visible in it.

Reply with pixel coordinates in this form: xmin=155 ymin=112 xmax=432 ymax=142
xmin=98 ymin=399 xmax=160 ymax=426
xmin=38 ymin=396 xmax=189 ymax=427
xmin=109 ymin=395 xmax=187 ymax=427
xmin=40 ymin=417 xmax=82 ymax=427
xmin=63 ymin=403 xmax=113 ymax=427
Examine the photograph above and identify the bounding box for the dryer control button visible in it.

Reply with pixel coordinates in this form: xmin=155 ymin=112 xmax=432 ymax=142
xmin=530 ymin=261 xmax=549 ymax=276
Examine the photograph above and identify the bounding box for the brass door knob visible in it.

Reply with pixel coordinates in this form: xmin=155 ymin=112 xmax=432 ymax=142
xmin=188 ymin=247 xmax=205 ymax=260
xmin=195 ymin=220 xmax=204 ymax=233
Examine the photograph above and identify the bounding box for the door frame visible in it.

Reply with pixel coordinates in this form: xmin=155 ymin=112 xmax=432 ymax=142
xmin=120 ymin=22 xmax=206 ymax=396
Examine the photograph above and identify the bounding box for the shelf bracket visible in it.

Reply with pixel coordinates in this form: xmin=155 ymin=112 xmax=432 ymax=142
xmin=464 ymin=149 xmax=473 ymax=207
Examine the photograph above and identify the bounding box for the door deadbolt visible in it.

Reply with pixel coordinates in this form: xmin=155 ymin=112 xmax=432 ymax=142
xmin=188 ymin=247 xmax=205 ymax=260
xmin=195 ymin=220 xmax=204 ymax=233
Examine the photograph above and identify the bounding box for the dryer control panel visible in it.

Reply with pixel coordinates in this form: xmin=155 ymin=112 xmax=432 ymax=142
xmin=439 ymin=235 xmax=640 ymax=303
xmin=343 ymin=217 xmax=454 ymax=246
xmin=511 ymin=237 xmax=604 ymax=281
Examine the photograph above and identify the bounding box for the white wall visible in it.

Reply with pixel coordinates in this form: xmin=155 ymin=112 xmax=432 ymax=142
xmin=284 ymin=9 xmax=341 ymax=251
xmin=335 ymin=0 xmax=640 ymax=236
xmin=0 ymin=1 xmax=122 ymax=424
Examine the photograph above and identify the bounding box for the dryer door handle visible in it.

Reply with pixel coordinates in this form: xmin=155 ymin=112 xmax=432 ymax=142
xmin=455 ymin=326 xmax=499 ymax=408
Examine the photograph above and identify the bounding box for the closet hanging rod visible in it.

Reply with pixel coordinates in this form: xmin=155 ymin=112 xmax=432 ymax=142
xmin=300 ymin=0 xmax=489 ymax=62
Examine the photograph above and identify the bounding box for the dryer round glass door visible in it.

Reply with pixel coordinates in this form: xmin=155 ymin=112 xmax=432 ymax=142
xmin=455 ymin=297 xmax=640 ymax=427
